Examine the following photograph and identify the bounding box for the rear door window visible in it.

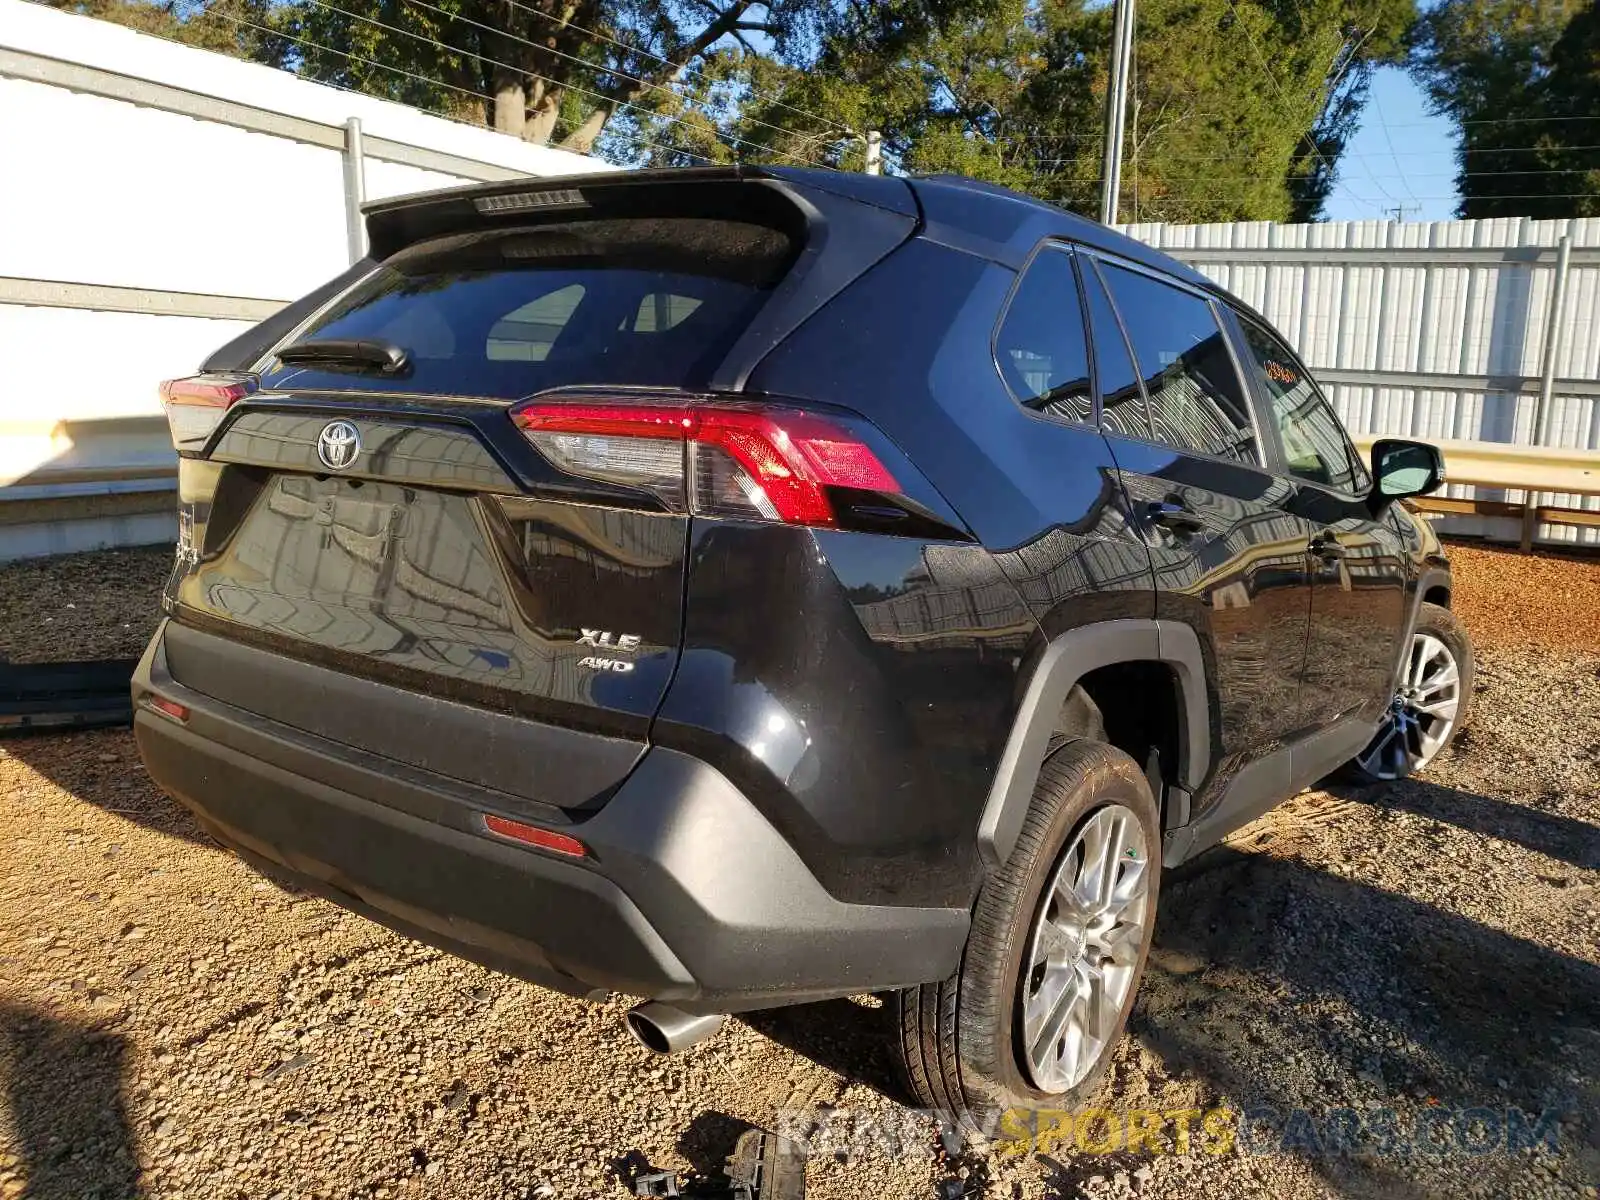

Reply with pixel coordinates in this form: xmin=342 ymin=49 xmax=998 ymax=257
xmin=262 ymin=218 xmax=794 ymax=399
xmin=1081 ymin=259 xmax=1150 ymax=440
xmin=1099 ymin=263 xmax=1259 ymax=465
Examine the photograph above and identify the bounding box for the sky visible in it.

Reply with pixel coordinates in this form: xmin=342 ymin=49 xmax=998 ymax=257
xmin=1321 ymin=66 xmax=1460 ymax=223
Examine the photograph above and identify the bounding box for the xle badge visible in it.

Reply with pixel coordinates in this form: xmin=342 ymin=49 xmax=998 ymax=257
xmin=577 ymin=629 xmax=640 ymax=674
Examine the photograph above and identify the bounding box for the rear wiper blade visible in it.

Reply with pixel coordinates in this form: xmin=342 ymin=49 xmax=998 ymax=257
xmin=277 ymin=338 xmax=411 ymax=375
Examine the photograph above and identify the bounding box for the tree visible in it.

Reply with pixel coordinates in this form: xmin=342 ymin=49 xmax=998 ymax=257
xmin=1533 ymin=0 xmax=1600 ymax=216
xmin=282 ymin=0 xmax=844 ymax=152
xmin=1409 ymin=0 xmax=1597 ymax=219
xmin=724 ymin=0 xmax=1413 ymax=222
xmin=44 ymin=0 xmax=290 ymax=63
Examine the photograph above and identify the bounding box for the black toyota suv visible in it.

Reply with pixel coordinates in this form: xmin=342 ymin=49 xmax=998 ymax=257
xmin=134 ymin=167 xmax=1473 ymax=1119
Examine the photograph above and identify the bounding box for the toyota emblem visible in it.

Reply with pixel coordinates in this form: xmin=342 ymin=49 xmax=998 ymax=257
xmin=316 ymin=420 xmax=361 ymax=471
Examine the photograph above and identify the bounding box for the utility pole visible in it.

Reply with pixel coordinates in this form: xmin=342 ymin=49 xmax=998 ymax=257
xmin=863 ymin=130 xmax=883 ymax=176
xmin=1099 ymin=0 xmax=1135 ymax=225
xmin=1534 ymin=233 xmax=1573 ymax=447
xmin=1386 ymin=204 xmax=1420 ymax=223
xmin=342 ymin=117 xmax=368 ymax=263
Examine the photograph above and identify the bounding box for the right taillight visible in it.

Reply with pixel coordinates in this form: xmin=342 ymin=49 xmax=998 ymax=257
xmin=511 ymin=398 xmax=902 ymax=528
xmin=159 ymin=373 xmax=257 ymax=449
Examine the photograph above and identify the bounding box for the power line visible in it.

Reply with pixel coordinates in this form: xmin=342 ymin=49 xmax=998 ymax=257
xmin=1220 ymin=0 xmax=1384 ymax=215
xmin=1004 ymin=145 xmax=1600 ymax=168
xmin=1371 ymin=89 xmax=1423 ymax=214
xmin=1108 ymin=193 xmax=1600 ymax=204
xmin=170 ymin=3 xmax=720 ymax=165
xmin=1342 ymin=193 xmax=1600 ymax=200
xmin=295 ymin=0 xmax=834 ymax=169
xmin=399 ymin=0 xmax=849 ymax=153
xmin=1013 ymin=118 xmax=1600 ymax=145
xmin=1455 ymin=114 xmax=1600 ymax=127
xmin=1032 ymin=168 xmax=1599 ymax=185
xmin=1432 ymin=167 xmax=1600 ymax=177
xmin=496 ymin=0 xmax=856 ymax=138
xmin=1429 ymin=143 xmax=1600 ymax=157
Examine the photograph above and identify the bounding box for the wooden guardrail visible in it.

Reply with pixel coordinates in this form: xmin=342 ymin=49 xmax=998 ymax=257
xmin=1352 ymin=436 xmax=1600 ymax=551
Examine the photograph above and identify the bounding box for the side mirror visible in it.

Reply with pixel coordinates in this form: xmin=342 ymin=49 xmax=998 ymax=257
xmin=1369 ymin=438 xmax=1445 ymax=512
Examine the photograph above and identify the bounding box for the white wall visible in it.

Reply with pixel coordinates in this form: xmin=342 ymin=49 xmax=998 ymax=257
xmin=0 ymin=0 xmax=607 ymax=429
xmin=0 ymin=76 xmax=350 ymax=306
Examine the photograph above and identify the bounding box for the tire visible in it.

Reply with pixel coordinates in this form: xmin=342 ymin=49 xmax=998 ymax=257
xmin=896 ymin=740 xmax=1162 ymax=1127
xmin=1343 ymin=602 xmax=1474 ymax=785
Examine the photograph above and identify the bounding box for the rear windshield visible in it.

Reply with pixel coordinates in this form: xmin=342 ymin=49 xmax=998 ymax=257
xmin=260 ymin=218 xmax=795 ymax=398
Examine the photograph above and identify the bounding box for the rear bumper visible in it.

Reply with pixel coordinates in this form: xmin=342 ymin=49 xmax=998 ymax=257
xmin=133 ymin=621 xmax=967 ymax=1012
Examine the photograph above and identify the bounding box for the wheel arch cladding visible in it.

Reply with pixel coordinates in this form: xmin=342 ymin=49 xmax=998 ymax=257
xmin=976 ymin=619 xmax=1210 ymax=870
xmin=1420 ymin=568 xmax=1452 ymax=610
xmin=1393 ymin=566 xmax=1454 ymax=691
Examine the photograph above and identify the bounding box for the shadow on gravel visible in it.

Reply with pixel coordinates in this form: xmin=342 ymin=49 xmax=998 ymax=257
xmin=609 ymin=1120 xmax=758 ymax=1198
xmin=0 ymin=1002 xmax=141 ymax=1199
xmin=1338 ymin=778 xmax=1600 ymax=872
xmin=1132 ymin=845 xmax=1600 ymax=1196
xmin=738 ymin=997 xmax=915 ymax=1106
xmin=677 ymin=1110 xmax=759 ymax=1185
xmin=4 ymin=727 xmax=212 ymax=848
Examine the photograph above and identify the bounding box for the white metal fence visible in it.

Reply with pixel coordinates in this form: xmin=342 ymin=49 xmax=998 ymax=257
xmin=1123 ymin=216 xmax=1600 ymax=546
xmin=0 ymin=0 xmax=605 ymax=560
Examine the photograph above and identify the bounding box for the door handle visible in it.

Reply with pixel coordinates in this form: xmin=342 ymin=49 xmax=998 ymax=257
xmin=1144 ymin=500 xmax=1205 ymax=535
xmin=1310 ymin=533 xmax=1347 ymax=561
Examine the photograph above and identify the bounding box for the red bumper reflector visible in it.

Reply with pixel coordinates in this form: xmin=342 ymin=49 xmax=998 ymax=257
xmin=146 ymin=696 xmax=190 ymax=723
xmin=482 ymin=813 xmax=587 ymax=858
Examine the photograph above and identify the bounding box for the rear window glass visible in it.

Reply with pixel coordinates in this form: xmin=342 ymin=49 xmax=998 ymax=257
xmin=261 ymin=218 xmax=794 ymax=398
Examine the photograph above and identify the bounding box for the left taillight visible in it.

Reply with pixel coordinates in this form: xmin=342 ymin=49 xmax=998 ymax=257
xmin=510 ymin=398 xmax=901 ymax=528
xmin=159 ymin=373 xmax=257 ymax=450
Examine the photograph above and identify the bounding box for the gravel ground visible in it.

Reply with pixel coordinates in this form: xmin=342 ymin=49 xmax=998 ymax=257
xmin=0 ymin=541 xmax=1596 ymax=1200
xmin=0 ymin=546 xmax=173 ymax=664
xmin=1445 ymin=542 xmax=1600 ymax=651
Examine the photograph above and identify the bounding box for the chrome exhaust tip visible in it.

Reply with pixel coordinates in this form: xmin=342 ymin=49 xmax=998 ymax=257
xmin=625 ymin=1002 xmax=726 ymax=1055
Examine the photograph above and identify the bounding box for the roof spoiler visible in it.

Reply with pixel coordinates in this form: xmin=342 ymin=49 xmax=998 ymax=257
xmin=362 ymin=166 xmax=916 ymax=260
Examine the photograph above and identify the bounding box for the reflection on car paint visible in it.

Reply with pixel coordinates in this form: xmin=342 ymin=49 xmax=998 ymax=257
xmin=172 ymin=473 xmax=683 ymax=732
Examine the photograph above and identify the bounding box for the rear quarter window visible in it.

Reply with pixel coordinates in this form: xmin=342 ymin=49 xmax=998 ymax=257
xmin=993 ymin=245 xmax=1093 ymax=423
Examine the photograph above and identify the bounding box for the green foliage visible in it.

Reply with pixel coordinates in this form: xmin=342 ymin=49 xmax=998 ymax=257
xmin=721 ymin=0 xmax=1414 ymax=222
xmin=1410 ymin=0 xmax=1598 ymax=218
xmin=43 ymin=0 xmax=290 ymax=63
xmin=1536 ymin=1 xmax=1600 ymax=216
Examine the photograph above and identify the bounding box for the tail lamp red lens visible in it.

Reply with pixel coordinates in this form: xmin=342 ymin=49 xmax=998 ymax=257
xmin=511 ymin=400 xmax=899 ymax=528
xmin=482 ymin=813 xmax=588 ymax=858
xmin=159 ymin=374 xmax=258 ymax=449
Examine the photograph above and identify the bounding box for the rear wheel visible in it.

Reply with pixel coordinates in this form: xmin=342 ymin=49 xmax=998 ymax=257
xmin=896 ymin=740 xmax=1161 ymax=1124
xmin=1345 ymin=602 xmax=1473 ymax=783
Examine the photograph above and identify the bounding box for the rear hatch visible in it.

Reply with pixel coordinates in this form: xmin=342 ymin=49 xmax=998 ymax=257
xmin=158 ymin=169 xmax=918 ymax=810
